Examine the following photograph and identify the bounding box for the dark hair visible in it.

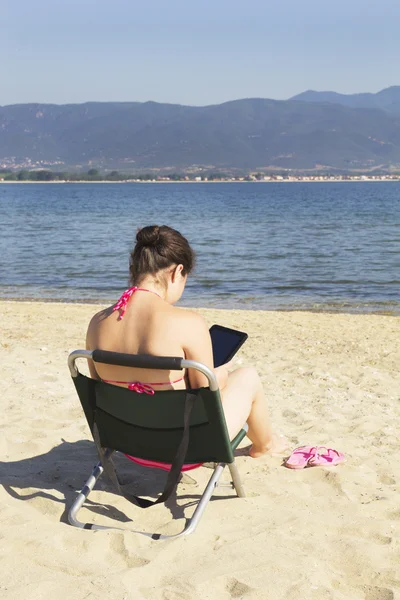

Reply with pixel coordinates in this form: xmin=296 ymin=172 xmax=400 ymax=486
xmin=129 ymin=225 xmax=195 ymax=286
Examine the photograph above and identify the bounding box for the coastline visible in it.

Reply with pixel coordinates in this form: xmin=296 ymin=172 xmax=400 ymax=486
xmin=1 ymin=299 xmax=399 ymax=598
xmin=1 ymin=178 xmax=400 ymax=184
xmin=0 ymin=296 xmax=399 ymax=316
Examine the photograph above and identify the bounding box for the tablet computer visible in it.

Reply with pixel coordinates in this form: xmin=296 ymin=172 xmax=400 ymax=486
xmin=209 ymin=324 xmax=248 ymax=368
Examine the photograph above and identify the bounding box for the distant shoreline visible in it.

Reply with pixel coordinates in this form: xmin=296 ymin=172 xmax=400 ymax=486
xmin=1 ymin=178 xmax=400 ymax=184
xmin=0 ymin=296 xmax=398 ymax=316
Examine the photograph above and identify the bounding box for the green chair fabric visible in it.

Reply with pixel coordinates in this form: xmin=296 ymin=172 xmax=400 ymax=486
xmin=68 ymin=350 xmax=247 ymax=539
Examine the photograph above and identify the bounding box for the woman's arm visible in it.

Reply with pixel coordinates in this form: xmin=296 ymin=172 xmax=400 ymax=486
xmin=181 ymin=312 xmax=230 ymax=390
xmin=86 ymin=318 xmax=100 ymax=380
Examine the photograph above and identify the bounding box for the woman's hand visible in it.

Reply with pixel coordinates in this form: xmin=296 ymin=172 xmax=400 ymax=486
xmin=214 ymin=359 xmax=234 ymax=390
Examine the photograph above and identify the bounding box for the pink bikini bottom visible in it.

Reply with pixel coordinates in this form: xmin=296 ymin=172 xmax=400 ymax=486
xmin=125 ymin=455 xmax=202 ymax=472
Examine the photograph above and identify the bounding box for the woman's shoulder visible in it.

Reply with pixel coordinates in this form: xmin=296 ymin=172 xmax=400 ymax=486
xmin=86 ymin=306 xmax=114 ymax=345
xmin=170 ymin=307 xmax=212 ymax=359
xmin=170 ymin=306 xmax=209 ymax=333
xmin=87 ymin=306 xmax=113 ymax=328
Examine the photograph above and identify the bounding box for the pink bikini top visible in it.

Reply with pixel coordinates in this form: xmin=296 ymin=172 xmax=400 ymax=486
xmin=102 ymin=286 xmax=184 ymax=395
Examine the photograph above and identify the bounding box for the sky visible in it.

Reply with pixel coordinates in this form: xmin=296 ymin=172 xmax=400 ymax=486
xmin=2 ymin=0 xmax=400 ymax=106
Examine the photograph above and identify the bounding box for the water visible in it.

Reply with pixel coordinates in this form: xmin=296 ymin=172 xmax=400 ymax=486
xmin=0 ymin=182 xmax=399 ymax=313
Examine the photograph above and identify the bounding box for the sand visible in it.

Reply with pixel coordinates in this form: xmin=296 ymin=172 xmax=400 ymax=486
xmin=0 ymin=301 xmax=399 ymax=600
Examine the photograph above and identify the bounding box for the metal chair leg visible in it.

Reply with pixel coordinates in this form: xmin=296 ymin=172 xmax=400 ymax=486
xmin=228 ymin=462 xmax=246 ymax=498
xmin=68 ymin=460 xmax=105 ymax=528
xmin=179 ymin=463 xmax=226 ymax=537
xmin=68 ymin=461 xmax=242 ymax=538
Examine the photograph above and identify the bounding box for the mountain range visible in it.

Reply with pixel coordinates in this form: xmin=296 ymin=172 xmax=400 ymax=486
xmin=291 ymin=86 xmax=400 ymax=116
xmin=1 ymin=86 xmax=400 ymax=172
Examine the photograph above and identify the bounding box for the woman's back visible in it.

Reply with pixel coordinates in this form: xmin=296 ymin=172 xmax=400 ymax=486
xmin=87 ymin=288 xmax=188 ymax=389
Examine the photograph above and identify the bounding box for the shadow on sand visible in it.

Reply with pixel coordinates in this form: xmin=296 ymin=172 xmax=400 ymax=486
xmin=0 ymin=439 xmax=236 ymax=532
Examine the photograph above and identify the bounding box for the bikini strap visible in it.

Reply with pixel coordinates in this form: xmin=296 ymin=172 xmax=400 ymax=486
xmin=113 ymin=286 xmax=161 ymax=320
xmin=151 ymin=377 xmax=184 ymax=386
xmin=102 ymin=377 xmax=184 ymax=392
xmin=113 ymin=287 xmax=137 ymax=319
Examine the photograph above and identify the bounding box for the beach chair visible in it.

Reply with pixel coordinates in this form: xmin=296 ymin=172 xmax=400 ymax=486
xmin=68 ymin=349 xmax=247 ymax=540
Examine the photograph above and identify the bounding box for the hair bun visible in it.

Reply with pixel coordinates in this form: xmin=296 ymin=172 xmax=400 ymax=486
xmin=136 ymin=225 xmax=160 ymax=248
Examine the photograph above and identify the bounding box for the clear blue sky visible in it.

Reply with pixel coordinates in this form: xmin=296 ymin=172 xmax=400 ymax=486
xmin=2 ymin=0 xmax=400 ymax=106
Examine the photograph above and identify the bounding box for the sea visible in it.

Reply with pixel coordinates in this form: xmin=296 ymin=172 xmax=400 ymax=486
xmin=0 ymin=182 xmax=399 ymax=314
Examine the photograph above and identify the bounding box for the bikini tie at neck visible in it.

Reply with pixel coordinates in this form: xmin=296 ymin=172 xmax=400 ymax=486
xmin=113 ymin=287 xmax=137 ymax=319
xmin=113 ymin=286 xmax=161 ymax=320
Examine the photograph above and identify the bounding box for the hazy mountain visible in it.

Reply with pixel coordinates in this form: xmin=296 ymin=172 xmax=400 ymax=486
xmin=1 ymin=95 xmax=400 ymax=171
xmin=290 ymin=86 xmax=400 ymax=116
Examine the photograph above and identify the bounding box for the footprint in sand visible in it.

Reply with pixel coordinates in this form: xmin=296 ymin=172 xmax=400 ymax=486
xmin=109 ymin=533 xmax=150 ymax=569
xmin=363 ymin=586 xmax=394 ymax=600
xmin=338 ymin=525 xmax=392 ymax=546
xmin=226 ymin=578 xmax=254 ymax=599
xmin=160 ymin=581 xmax=197 ymax=600
xmin=42 ymin=375 xmax=58 ymax=383
xmin=378 ymin=473 xmax=396 ymax=485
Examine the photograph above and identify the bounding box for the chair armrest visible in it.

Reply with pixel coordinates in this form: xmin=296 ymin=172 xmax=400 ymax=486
xmin=230 ymin=423 xmax=249 ymax=452
xmin=92 ymin=349 xmax=183 ymax=371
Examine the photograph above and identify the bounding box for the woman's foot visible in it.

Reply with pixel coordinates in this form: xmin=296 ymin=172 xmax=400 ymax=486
xmin=235 ymin=434 xmax=288 ymax=458
xmin=250 ymin=434 xmax=288 ymax=458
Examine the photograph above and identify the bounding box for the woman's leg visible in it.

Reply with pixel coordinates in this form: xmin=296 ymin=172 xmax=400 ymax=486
xmin=221 ymin=367 xmax=284 ymax=457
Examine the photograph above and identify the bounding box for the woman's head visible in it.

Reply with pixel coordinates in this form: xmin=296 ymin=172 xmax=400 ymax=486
xmin=129 ymin=225 xmax=195 ymax=303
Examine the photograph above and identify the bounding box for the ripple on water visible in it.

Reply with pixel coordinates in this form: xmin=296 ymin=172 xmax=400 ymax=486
xmin=0 ymin=182 xmax=399 ymax=313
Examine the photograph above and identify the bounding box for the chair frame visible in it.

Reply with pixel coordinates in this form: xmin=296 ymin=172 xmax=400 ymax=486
xmin=68 ymin=350 xmax=247 ymax=540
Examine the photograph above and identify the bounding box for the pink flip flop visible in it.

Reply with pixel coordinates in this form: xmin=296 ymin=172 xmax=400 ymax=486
xmin=284 ymin=446 xmax=318 ymax=469
xmin=284 ymin=445 xmax=345 ymax=469
xmin=307 ymin=447 xmax=345 ymax=467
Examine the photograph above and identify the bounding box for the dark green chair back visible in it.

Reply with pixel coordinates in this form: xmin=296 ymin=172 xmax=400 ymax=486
xmin=72 ymin=368 xmax=235 ymax=465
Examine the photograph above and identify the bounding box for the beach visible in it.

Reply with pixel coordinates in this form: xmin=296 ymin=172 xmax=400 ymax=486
xmin=0 ymin=300 xmax=399 ymax=600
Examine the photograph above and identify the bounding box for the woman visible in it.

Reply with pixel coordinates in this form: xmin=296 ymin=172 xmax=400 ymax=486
xmin=86 ymin=225 xmax=283 ymax=458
